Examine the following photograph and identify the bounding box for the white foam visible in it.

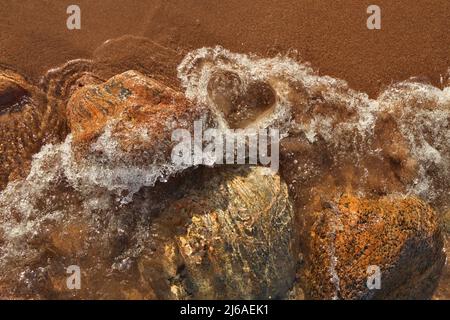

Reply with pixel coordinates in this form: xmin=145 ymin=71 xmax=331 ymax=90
xmin=1 ymin=47 xmax=449 ymax=283
xmin=178 ymin=47 xmax=450 ymax=205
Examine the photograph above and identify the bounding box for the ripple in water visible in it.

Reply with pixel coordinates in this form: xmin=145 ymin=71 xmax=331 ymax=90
xmin=0 ymin=44 xmax=449 ymax=298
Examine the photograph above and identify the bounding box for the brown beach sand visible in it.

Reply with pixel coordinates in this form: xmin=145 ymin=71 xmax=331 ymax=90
xmin=0 ymin=1 xmax=449 ymax=300
xmin=0 ymin=0 xmax=449 ymax=97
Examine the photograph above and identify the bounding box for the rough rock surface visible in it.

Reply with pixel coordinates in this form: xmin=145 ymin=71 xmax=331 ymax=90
xmin=67 ymin=70 xmax=213 ymax=158
xmin=0 ymin=68 xmax=297 ymax=299
xmin=0 ymin=46 xmax=449 ymax=300
xmin=0 ymin=68 xmax=66 ymax=190
xmin=138 ymin=166 xmax=297 ymax=300
xmin=433 ymin=234 xmax=449 ymax=300
xmin=0 ymin=165 xmax=297 ymax=299
xmin=298 ymin=194 xmax=445 ymax=300
xmin=180 ymin=47 xmax=449 ymax=299
xmin=64 ymin=70 xmax=216 ymax=202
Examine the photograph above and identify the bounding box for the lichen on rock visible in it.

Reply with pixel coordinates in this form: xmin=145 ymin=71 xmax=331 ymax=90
xmin=300 ymin=194 xmax=445 ymax=300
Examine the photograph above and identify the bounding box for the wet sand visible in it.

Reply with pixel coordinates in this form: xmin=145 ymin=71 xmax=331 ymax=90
xmin=0 ymin=0 xmax=449 ymax=97
xmin=0 ymin=0 xmax=449 ymax=300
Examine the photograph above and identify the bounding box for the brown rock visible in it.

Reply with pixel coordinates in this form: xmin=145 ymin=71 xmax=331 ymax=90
xmin=63 ymin=70 xmax=219 ymax=203
xmin=0 ymin=68 xmax=297 ymax=299
xmin=67 ymin=70 xmax=215 ymax=164
xmin=444 ymin=210 xmax=450 ymax=235
xmin=2 ymin=46 xmax=449 ymax=300
xmin=433 ymin=234 xmax=449 ymax=300
xmin=40 ymin=59 xmax=102 ymax=104
xmin=0 ymin=68 xmax=66 ymax=190
xmin=152 ymin=166 xmax=298 ymax=299
xmin=299 ymin=194 xmax=445 ymax=300
xmin=0 ymin=165 xmax=298 ymax=300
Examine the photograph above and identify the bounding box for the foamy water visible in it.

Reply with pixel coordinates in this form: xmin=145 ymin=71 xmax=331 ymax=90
xmin=178 ymin=46 xmax=450 ymax=205
xmin=0 ymin=46 xmax=449 ymax=297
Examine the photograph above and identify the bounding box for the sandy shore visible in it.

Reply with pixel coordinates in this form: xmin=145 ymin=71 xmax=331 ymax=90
xmin=0 ymin=0 xmax=449 ymax=97
xmin=0 ymin=0 xmax=449 ymax=300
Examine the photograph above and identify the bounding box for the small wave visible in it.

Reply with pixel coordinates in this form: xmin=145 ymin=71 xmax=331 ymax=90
xmin=178 ymin=46 xmax=450 ymax=208
xmin=0 ymin=47 xmax=449 ymax=287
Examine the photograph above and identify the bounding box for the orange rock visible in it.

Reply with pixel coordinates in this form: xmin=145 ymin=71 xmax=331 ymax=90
xmin=300 ymin=194 xmax=445 ymax=299
xmin=0 ymin=68 xmax=66 ymax=190
xmin=67 ymin=70 xmax=215 ymax=166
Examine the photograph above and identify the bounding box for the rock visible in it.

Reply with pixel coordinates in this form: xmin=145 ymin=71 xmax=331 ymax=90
xmin=181 ymin=46 xmax=450 ymax=211
xmin=64 ymin=70 xmax=217 ymax=202
xmin=67 ymin=70 xmax=214 ymax=161
xmin=299 ymin=194 xmax=445 ymax=300
xmin=286 ymin=280 xmax=305 ymax=300
xmin=433 ymin=234 xmax=450 ymax=300
xmin=377 ymin=82 xmax=450 ymax=213
xmin=0 ymin=68 xmax=66 ymax=190
xmin=444 ymin=210 xmax=450 ymax=235
xmin=147 ymin=166 xmax=298 ymax=299
xmin=40 ymin=59 xmax=102 ymax=104
xmin=0 ymin=68 xmax=297 ymax=299
xmin=276 ymin=81 xmax=449 ymax=299
xmin=1 ymin=45 xmax=449 ymax=300
xmin=0 ymin=165 xmax=298 ymax=299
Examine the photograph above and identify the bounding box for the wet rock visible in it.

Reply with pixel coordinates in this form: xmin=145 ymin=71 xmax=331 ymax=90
xmin=64 ymin=70 xmax=217 ymax=202
xmin=67 ymin=70 xmax=214 ymax=158
xmin=445 ymin=210 xmax=450 ymax=234
xmin=299 ymin=194 xmax=445 ymax=300
xmin=0 ymin=68 xmax=66 ymax=190
xmin=1 ymin=45 xmax=449 ymax=300
xmin=40 ymin=59 xmax=102 ymax=104
xmin=0 ymin=67 xmax=297 ymax=299
xmin=178 ymin=47 xmax=450 ymax=299
xmin=0 ymin=78 xmax=29 ymax=110
xmin=0 ymin=165 xmax=298 ymax=299
xmin=139 ymin=166 xmax=297 ymax=299
xmin=433 ymin=234 xmax=450 ymax=300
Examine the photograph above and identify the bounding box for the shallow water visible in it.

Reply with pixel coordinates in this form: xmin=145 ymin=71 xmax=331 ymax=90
xmin=0 ymin=38 xmax=449 ymax=299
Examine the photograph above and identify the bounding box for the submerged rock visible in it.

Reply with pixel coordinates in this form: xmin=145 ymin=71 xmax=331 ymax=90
xmin=0 ymin=67 xmax=297 ymax=299
xmin=0 ymin=68 xmax=66 ymax=190
xmin=1 ymin=45 xmax=449 ymax=300
xmin=138 ymin=166 xmax=297 ymax=299
xmin=0 ymin=165 xmax=297 ymax=299
xmin=179 ymin=47 xmax=449 ymax=299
